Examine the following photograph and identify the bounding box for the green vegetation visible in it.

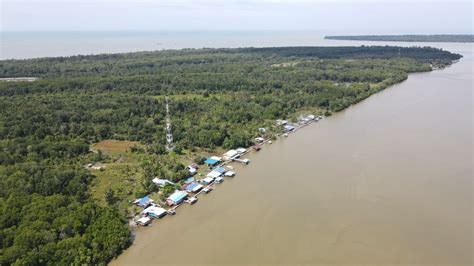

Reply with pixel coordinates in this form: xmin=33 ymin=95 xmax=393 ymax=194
xmin=325 ymin=34 xmax=474 ymax=43
xmin=0 ymin=46 xmax=461 ymax=264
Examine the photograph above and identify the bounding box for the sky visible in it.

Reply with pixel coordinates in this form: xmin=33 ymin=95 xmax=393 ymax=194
xmin=1 ymin=0 xmax=473 ymax=33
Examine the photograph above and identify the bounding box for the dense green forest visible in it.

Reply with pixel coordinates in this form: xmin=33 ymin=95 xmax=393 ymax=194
xmin=0 ymin=46 xmax=461 ymax=265
xmin=325 ymin=35 xmax=474 ymax=43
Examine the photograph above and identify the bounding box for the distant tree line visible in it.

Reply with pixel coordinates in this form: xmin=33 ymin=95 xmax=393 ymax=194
xmin=325 ymin=35 xmax=474 ymax=43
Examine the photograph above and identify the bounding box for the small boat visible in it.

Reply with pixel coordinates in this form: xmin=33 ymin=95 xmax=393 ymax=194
xmin=136 ymin=217 xmax=152 ymax=226
xmin=241 ymin=158 xmax=250 ymax=165
xmin=283 ymin=133 xmax=289 ymax=137
xmin=202 ymin=186 xmax=213 ymax=193
xmin=252 ymin=145 xmax=261 ymax=151
xmin=224 ymin=171 xmax=235 ymax=177
xmin=268 ymin=141 xmax=272 ymax=144
xmin=167 ymin=209 xmax=176 ymax=215
xmin=185 ymin=197 xmax=198 ymax=204
xmin=215 ymin=176 xmax=224 ymax=184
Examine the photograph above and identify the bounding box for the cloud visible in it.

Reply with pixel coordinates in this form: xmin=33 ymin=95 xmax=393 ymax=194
xmin=1 ymin=0 xmax=472 ymax=32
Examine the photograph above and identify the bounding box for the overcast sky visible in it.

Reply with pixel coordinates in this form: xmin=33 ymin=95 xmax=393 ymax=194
xmin=1 ymin=0 xmax=472 ymax=33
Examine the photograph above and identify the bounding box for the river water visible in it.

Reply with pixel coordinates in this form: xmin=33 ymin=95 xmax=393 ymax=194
xmin=105 ymin=39 xmax=473 ymax=265
xmin=1 ymin=31 xmax=471 ymax=264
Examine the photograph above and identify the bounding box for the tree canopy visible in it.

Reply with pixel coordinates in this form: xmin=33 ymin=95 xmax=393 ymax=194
xmin=0 ymin=46 xmax=461 ymax=264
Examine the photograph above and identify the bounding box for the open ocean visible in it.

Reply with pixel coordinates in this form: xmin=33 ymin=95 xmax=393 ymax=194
xmin=0 ymin=30 xmax=403 ymax=60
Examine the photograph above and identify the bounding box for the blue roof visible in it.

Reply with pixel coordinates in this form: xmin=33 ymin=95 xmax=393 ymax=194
xmin=184 ymin=182 xmax=200 ymax=191
xmin=168 ymin=191 xmax=187 ymax=203
xmin=204 ymin=158 xmax=219 ymax=165
xmin=214 ymin=167 xmax=226 ymax=173
xmin=136 ymin=195 xmax=151 ymax=207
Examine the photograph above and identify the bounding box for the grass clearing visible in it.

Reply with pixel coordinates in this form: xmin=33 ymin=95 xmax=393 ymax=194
xmin=89 ymin=162 xmax=142 ymax=206
xmin=91 ymin=140 xmax=141 ymax=154
xmin=88 ymin=150 xmax=147 ymax=209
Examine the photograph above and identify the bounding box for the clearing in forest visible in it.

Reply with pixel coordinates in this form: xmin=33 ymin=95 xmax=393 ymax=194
xmin=91 ymin=140 xmax=141 ymax=154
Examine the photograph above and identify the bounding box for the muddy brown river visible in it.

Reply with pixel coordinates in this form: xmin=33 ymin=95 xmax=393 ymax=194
xmin=112 ymin=42 xmax=473 ymax=265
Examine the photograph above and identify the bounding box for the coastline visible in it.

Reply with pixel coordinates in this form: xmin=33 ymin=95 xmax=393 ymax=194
xmin=111 ymin=59 xmax=459 ymax=264
xmin=324 ymin=34 xmax=474 ymax=43
xmin=1 ymin=32 xmax=469 ymax=60
xmin=128 ymin=114 xmax=323 ymax=226
xmin=110 ymin=53 xmax=473 ymax=264
xmin=1 ymin=43 xmax=467 ymax=265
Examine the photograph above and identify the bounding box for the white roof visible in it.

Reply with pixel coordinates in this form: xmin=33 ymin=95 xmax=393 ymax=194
xmin=142 ymin=206 xmax=167 ymax=216
xmin=152 ymin=178 xmax=174 ymax=187
xmin=223 ymin=150 xmax=239 ymax=160
xmin=207 ymin=170 xmax=222 ymax=178
xmin=224 ymin=149 xmax=238 ymax=156
xmin=236 ymin=148 xmax=246 ymax=154
xmin=191 ymin=184 xmax=203 ymax=192
xmin=202 ymin=177 xmax=215 ymax=184
xmin=210 ymin=156 xmax=221 ymax=161
xmin=137 ymin=217 xmax=151 ymax=224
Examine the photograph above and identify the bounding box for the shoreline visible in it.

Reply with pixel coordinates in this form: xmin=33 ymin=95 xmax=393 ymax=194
xmin=324 ymin=34 xmax=474 ymax=43
xmin=113 ymin=116 xmax=324 ymax=264
xmin=129 ymin=114 xmax=322 ymax=227
xmin=1 ymin=44 xmax=462 ymax=265
xmin=0 ymin=31 xmax=469 ymax=265
xmin=110 ymin=52 xmax=472 ymax=264
xmin=113 ymin=60 xmax=460 ymax=264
